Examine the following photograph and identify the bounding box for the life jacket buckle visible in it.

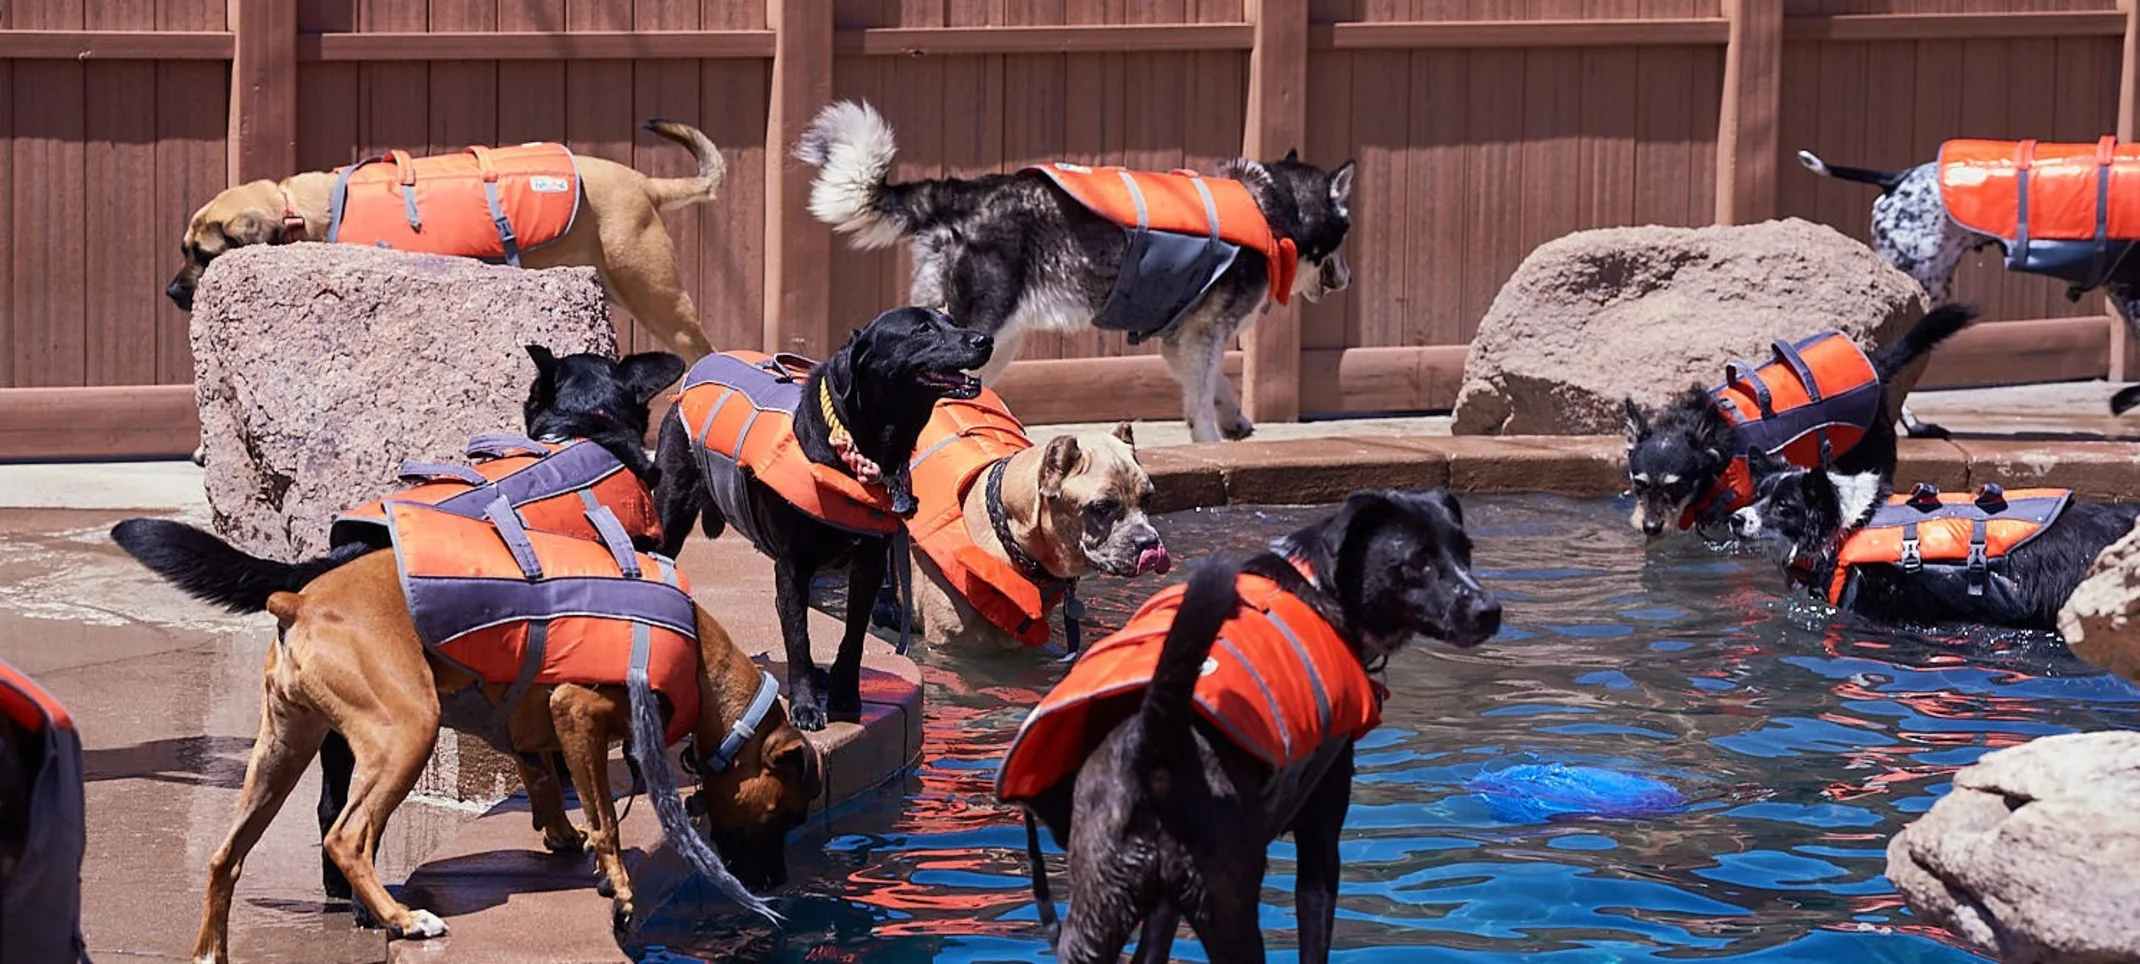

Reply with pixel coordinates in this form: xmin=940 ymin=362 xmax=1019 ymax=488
xmin=1900 ymin=537 xmax=1922 ymax=573
xmin=1965 ymin=541 xmax=1989 ymax=596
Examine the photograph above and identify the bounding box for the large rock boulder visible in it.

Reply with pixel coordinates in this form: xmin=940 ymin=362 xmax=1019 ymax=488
xmin=1453 ymin=218 xmax=1930 ymax=435
xmin=1885 ymin=731 xmax=2140 ymax=963
xmin=2059 ymin=519 xmax=2140 ymax=683
xmin=192 ymin=243 xmax=615 ymax=560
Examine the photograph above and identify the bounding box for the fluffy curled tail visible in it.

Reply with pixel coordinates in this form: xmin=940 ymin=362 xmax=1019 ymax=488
xmin=794 ymin=100 xmax=908 ymax=250
xmin=626 ymin=671 xmax=779 ymax=923
xmin=109 ymin=518 xmax=368 ymax=614
xmin=640 ymin=119 xmax=727 ymax=212
xmin=1134 ymin=559 xmax=1243 ymax=778
xmin=1873 ymin=304 xmax=1979 ymax=381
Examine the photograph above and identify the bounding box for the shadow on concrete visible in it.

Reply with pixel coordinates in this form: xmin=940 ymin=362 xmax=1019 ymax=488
xmin=83 ymin=735 xmax=255 ymax=788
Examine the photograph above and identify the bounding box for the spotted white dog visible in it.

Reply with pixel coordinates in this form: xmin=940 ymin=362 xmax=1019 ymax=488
xmin=1798 ymin=148 xmax=2140 ymax=416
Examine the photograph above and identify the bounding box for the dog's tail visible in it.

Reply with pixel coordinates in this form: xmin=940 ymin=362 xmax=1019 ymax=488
xmin=640 ymin=119 xmax=728 ymax=212
xmin=1872 ymin=304 xmax=1979 ymax=381
xmin=1134 ymin=559 xmax=1243 ymax=778
xmin=110 ymin=518 xmax=369 ymax=614
xmin=795 ymin=100 xmax=961 ymax=251
xmin=626 ymin=668 xmax=779 ymax=923
xmin=1796 ymin=149 xmax=1909 ymax=194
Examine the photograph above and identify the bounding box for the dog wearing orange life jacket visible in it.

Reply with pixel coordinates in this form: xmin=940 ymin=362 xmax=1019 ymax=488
xmin=1623 ymin=305 xmax=1978 ymax=540
xmin=900 ymin=397 xmax=1169 ymax=653
xmin=1800 ymin=138 xmax=2140 ymax=417
xmin=797 ymin=100 xmax=1354 ymax=444
xmin=998 ymin=489 xmax=1500 ymax=964
xmin=1728 ymin=450 xmax=2140 ymax=631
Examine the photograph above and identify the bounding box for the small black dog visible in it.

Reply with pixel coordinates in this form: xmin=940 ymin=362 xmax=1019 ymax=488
xmin=1006 ymin=490 xmax=1499 ymax=964
xmin=1729 ymin=451 xmax=2140 ymax=630
xmin=120 ymin=344 xmax=684 ymax=914
xmin=654 ymin=306 xmax=992 ymax=730
xmin=1625 ymin=304 xmax=1980 ymax=539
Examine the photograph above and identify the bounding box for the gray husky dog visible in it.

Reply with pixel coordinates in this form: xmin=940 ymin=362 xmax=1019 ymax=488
xmin=796 ymin=100 xmax=1356 ymax=443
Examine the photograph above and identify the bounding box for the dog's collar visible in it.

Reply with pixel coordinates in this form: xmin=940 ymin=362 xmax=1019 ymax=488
xmin=818 ymin=380 xmax=883 ymax=483
xmin=700 ymin=670 xmax=782 ymax=773
xmin=276 ymin=186 xmax=307 ymax=243
xmin=985 ymin=458 xmax=1064 ymax=584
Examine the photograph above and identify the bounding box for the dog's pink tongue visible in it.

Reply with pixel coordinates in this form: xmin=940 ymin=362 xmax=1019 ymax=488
xmin=1136 ymin=544 xmax=1173 ymax=576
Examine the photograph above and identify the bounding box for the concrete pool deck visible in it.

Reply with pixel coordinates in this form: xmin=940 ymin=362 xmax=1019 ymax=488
xmin=3 ymin=378 xmax=2136 ymax=962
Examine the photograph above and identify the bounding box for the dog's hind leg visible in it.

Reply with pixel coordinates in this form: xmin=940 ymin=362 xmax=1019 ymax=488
xmin=653 ymin=413 xmax=716 ymax=556
xmin=1289 ymin=755 xmax=1355 ymax=964
xmin=515 ymin=754 xmax=586 ymax=853
xmin=1160 ymin=315 xmax=1229 ymax=444
xmin=599 ymin=223 xmax=713 ymax=359
xmin=325 ymin=700 xmax=446 ymax=941
xmin=316 ymin=733 xmax=355 ymax=901
xmin=552 ymin=686 xmax=636 ymax=927
xmin=2108 ymin=289 xmax=2140 ymax=415
xmin=192 ymin=681 xmax=332 ymax=964
xmin=1130 ymin=904 xmax=1180 ymax=964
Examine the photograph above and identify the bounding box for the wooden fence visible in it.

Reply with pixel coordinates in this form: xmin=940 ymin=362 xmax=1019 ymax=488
xmin=1 ymin=0 xmax=2134 ymax=458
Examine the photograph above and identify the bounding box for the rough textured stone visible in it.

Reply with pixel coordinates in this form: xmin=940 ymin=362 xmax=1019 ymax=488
xmin=192 ymin=242 xmax=615 ymax=560
xmin=1886 ymin=731 xmax=2140 ymax=963
xmin=2059 ymin=518 xmax=2140 ymax=684
xmin=1453 ymin=218 xmax=1930 ymax=436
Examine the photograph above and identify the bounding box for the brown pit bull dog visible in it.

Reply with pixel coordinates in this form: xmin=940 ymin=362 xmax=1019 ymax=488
xmin=110 ymin=517 xmax=819 ymax=962
xmin=167 ymin=119 xmax=723 ymax=360
xmin=903 ymin=420 xmax=1169 ymax=653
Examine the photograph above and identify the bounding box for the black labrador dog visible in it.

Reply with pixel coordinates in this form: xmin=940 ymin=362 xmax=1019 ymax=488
xmin=1017 ymin=489 xmax=1501 ymax=964
xmin=654 ymin=306 xmax=992 ymax=730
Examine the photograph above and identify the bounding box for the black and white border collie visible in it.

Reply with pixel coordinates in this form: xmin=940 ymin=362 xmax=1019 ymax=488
xmin=1727 ymin=452 xmax=2140 ymax=631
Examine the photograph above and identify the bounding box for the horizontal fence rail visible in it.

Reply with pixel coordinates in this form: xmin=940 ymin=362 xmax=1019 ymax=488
xmin=0 ymin=2 xmax=2134 ymax=459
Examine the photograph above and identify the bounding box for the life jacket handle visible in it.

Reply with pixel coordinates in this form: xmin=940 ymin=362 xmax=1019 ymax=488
xmin=1723 ymin=358 xmax=1775 ymax=419
xmin=1905 ymin=481 xmax=1943 ymax=511
xmin=397 ymin=460 xmax=489 ymax=486
xmin=583 ymin=504 xmax=642 ymax=580
xmin=758 ymin=352 xmax=817 ymax=384
xmin=466 ymin=432 xmax=551 ymax=460
xmin=1974 ymin=482 xmax=2008 ymax=513
xmin=483 ymin=496 xmax=545 ymax=581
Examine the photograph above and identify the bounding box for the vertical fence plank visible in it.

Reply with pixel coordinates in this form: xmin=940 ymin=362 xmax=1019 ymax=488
xmin=2116 ymin=0 xmax=2137 ymax=378
xmin=766 ymin=0 xmax=835 ymax=357
xmin=1716 ymin=0 xmax=1781 ymax=223
xmin=228 ymin=0 xmax=297 ymax=186
xmin=1243 ymin=0 xmax=1309 ymax=423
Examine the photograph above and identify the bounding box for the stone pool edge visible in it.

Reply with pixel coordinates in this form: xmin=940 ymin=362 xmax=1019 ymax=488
xmin=1139 ymin=435 xmax=2140 ymax=509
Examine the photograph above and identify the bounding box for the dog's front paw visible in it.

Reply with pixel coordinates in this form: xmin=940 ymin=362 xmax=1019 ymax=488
xmin=610 ymin=897 xmax=636 ymax=933
xmin=1221 ymin=416 xmax=1255 ymax=442
xmin=542 ymin=824 xmax=587 ymax=854
xmin=387 ymin=909 xmax=449 ymax=940
xmin=2114 ymin=385 xmax=2140 ymax=415
xmin=828 ymin=665 xmax=863 ymax=720
xmin=790 ymin=700 xmax=829 ymax=731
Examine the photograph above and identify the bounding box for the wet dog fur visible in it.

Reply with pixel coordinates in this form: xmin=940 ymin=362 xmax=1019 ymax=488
xmin=653 ymin=307 xmax=993 ymax=730
xmin=1728 ymin=452 xmax=2140 ymax=630
xmin=1623 ymin=304 xmax=1980 ymax=538
xmin=796 ymin=99 xmax=1354 ymax=444
xmin=1020 ymin=490 xmax=1501 ymax=964
xmin=1797 ymin=148 xmax=2140 ymax=416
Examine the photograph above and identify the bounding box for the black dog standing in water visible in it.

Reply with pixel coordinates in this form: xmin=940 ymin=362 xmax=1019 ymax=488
xmin=1005 ymin=490 xmax=1501 ymax=964
xmin=654 ymin=306 xmax=993 ymax=730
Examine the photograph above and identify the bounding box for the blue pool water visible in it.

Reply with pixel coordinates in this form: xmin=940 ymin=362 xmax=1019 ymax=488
xmin=639 ymin=495 xmax=2140 ymax=962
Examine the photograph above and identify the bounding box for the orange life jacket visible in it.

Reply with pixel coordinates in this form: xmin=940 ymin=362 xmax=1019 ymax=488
xmin=1028 ymin=162 xmax=1298 ymax=342
xmin=1939 ymin=137 xmax=2140 ymax=286
xmin=331 ymin=433 xmax=659 ymax=550
xmin=673 ymin=351 xmax=901 ymax=547
xmin=0 ymin=659 xmax=90 ymax=964
xmin=327 ymin=142 xmax=580 ymax=267
xmin=386 ymin=501 xmax=702 ymax=745
xmin=1680 ymin=331 xmax=1883 ymax=529
xmin=904 ymin=389 xmax=1068 ymax=646
xmin=1814 ymin=484 xmax=2072 ymax=608
xmin=997 ymin=572 xmax=1379 ymax=816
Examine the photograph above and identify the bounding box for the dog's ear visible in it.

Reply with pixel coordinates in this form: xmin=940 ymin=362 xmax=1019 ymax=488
xmin=1622 ymin=396 xmax=1650 ymax=442
xmin=762 ymin=732 xmax=822 ymax=801
xmin=526 ymin=344 xmax=559 ymax=377
xmin=220 ymin=212 xmax=281 ymax=247
xmin=1745 ymin=446 xmax=1787 ymax=476
xmin=1328 ymin=160 xmax=1356 ymax=208
xmin=619 ymin=351 xmax=687 ymax=406
xmin=1283 ymin=148 xmax=1300 ymax=163
xmin=1325 ymin=492 xmax=1400 ymax=600
xmin=1112 ymin=420 xmax=1136 ymax=448
xmin=1039 ymin=435 xmax=1081 ymax=501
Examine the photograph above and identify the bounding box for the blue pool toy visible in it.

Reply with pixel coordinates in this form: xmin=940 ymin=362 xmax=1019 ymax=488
xmin=1465 ymin=762 xmax=1687 ymax=823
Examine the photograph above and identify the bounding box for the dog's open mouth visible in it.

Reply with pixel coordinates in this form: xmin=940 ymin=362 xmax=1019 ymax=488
xmin=916 ymin=370 xmax=982 ymax=399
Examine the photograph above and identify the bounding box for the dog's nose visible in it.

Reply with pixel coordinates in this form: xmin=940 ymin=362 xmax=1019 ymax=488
xmin=1466 ymin=595 xmax=1502 ymax=639
xmin=1729 ymin=509 xmax=1754 ymax=535
xmin=963 ymin=331 xmax=991 ymax=352
xmin=166 ymin=280 xmax=191 ymax=308
xmin=1133 ymin=531 xmax=1162 ymax=553
xmin=1641 ymin=518 xmax=1664 ymax=537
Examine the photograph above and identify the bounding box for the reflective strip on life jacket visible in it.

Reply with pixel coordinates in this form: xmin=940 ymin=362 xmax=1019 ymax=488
xmin=996 ymin=573 xmax=1379 ymax=805
xmin=1826 ymin=485 xmax=2072 ymax=605
xmin=330 ymin=435 xmax=660 ymax=550
xmin=1680 ymin=330 xmax=1882 ymax=529
xmin=0 ymin=658 xmax=90 ymax=964
xmin=327 ymin=142 xmax=581 ymax=266
xmin=1028 ymin=163 xmax=1298 ymax=333
xmin=905 ymin=389 xmax=1061 ymax=645
xmin=386 ymin=501 xmax=702 ymax=744
xmin=673 ymin=351 xmax=900 ymax=539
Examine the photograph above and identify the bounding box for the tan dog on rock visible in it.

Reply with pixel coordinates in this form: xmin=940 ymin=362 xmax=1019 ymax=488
xmin=168 ymin=119 xmax=723 ymax=360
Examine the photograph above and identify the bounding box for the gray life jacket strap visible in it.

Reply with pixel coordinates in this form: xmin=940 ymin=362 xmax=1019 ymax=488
xmin=398 ymin=460 xmax=490 ymax=486
xmin=584 ymin=503 xmax=642 ymax=580
xmin=703 ymin=670 xmax=782 ymax=773
xmin=484 ymin=495 xmax=545 ymax=580
xmin=467 ymin=432 xmax=550 ymax=459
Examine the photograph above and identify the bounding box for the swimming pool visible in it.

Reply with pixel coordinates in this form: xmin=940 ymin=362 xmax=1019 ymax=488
xmin=635 ymin=494 xmax=2140 ymax=962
